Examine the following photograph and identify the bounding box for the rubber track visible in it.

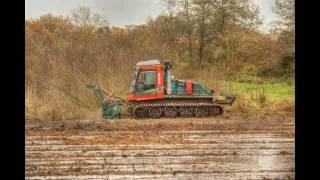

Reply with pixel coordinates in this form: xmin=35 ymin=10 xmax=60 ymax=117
xmin=128 ymin=103 xmax=224 ymax=118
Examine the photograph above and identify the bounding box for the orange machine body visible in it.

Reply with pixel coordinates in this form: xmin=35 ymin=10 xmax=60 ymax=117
xmin=127 ymin=64 xmax=165 ymax=101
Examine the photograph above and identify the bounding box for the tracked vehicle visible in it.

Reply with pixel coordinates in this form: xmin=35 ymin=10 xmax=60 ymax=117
xmin=127 ymin=60 xmax=236 ymax=118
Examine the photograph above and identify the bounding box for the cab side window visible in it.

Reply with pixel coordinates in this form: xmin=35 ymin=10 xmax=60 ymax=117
xmin=138 ymin=71 xmax=157 ymax=90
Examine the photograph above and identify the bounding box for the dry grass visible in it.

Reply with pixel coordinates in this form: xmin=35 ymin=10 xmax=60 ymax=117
xmin=25 ymin=75 xmax=295 ymax=121
xmin=25 ymin=17 xmax=294 ymax=121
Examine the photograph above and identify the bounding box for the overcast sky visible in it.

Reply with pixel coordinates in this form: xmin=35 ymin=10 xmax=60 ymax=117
xmin=25 ymin=0 xmax=277 ymax=29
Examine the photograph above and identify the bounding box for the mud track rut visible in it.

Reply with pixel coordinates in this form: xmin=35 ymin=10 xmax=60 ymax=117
xmin=26 ymin=113 xmax=295 ymax=179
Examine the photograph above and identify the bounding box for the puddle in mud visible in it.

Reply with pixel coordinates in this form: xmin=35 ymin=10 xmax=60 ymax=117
xmin=25 ymin=116 xmax=295 ymax=179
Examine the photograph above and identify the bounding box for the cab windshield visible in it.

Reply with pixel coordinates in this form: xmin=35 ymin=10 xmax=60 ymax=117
xmin=138 ymin=71 xmax=156 ymax=85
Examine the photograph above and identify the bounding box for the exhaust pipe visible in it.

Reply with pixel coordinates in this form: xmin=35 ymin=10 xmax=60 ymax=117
xmin=164 ymin=61 xmax=172 ymax=95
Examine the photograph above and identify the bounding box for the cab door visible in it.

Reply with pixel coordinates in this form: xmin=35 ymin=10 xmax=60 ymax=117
xmin=135 ymin=70 xmax=159 ymax=100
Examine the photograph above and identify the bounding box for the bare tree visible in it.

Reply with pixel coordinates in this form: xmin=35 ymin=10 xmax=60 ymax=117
xmin=193 ymin=0 xmax=261 ymax=62
xmin=273 ymin=0 xmax=295 ymax=30
xmin=179 ymin=0 xmax=195 ymax=61
xmin=71 ymin=6 xmax=109 ymax=29
xmin=271 ymin=0 xmax=295 ymax=56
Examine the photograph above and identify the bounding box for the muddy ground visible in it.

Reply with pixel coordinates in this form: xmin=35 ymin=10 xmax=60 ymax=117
xmin=25 ymin=113 xmax=295 ymax=179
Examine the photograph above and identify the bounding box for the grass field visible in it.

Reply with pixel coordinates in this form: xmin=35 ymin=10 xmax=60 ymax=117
xmin=219 ymin=81 xmax=295 ymax=102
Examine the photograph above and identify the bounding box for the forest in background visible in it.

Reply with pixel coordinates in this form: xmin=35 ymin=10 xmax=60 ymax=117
xmin=25 ymin=0 xmax=295 ymax=120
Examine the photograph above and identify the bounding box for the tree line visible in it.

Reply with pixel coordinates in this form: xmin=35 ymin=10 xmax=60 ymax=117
xmin=25 ymin=0 xmax=294 ymax=120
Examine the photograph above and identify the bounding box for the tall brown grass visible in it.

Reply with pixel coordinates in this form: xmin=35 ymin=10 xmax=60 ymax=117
xmin=25 ymin=15 xmax=294 ymax=120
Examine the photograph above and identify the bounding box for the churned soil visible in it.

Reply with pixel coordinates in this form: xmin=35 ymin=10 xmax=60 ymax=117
xmin=26 ymin=113 xmax=295 ymax=179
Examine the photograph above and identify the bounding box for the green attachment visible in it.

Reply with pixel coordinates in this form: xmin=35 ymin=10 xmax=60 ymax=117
xmin=213 ymin=91 xmax=237 ymax=105
xmin=192 ymin=83 xmax=211 ymax=96
xmin=87 ymin=84 xmax=122 ymax=119
xmin=220 ymin=91 xmax=237 ymax=99
xmin=171 ymin=80 xmax=211 ymax=96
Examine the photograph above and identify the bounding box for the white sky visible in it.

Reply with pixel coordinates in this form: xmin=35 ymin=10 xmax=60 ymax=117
xmin=25 ymin=0 xmax=278 ymax=29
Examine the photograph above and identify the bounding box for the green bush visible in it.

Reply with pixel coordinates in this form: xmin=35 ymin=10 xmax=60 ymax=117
xmin=280 ymin=55 xmax=295 ymax=79
xmin=258 ymin=55 xmax=295 ymax=81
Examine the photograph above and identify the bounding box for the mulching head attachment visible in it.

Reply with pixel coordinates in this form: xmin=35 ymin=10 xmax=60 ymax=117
xmin=87 ymin=84 xmax=122 ymax=119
